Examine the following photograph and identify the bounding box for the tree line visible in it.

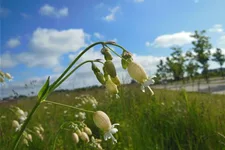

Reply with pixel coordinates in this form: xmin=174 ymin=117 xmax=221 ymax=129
xmin=156 ymin=30 xmax=225 ymax=83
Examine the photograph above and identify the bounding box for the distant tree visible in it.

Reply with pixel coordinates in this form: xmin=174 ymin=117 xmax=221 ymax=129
xmin=185 ymin=51 xmax=199 ymax=82
xmin=191 ymin=30 xmax=212 ymax=82
xmin=166 ymin=47 xmax=185 ymax=81
xmin=156 ymin=59 xmax=167 ymax=81
xmin=212 ymin=48 xmax=225 ymax=77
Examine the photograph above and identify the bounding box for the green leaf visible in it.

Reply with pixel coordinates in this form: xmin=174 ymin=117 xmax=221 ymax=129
xmin=38 ymin=76 xmax=50 ymax=99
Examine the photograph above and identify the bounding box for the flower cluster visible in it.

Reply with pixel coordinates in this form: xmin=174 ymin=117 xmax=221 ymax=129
xmin=74 ymin=94 xmax=98 ymax=109
xmin=69 ymin=122 xmax=103 ymax=149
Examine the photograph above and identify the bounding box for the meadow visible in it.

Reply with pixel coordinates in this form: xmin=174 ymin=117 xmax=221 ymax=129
xmin=0 ymin=84 xmax=225 ymax=150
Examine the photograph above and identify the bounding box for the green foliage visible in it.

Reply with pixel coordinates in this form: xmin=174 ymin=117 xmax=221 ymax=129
xmin=212 ymin=48 xmax=225 ymax=77
xmin=1 ymin=86 xmax=225 ymax=149
xmin=191 ymin=30 xmax=212 ymax=81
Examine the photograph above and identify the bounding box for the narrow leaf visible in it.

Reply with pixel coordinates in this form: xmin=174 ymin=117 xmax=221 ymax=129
xmin=38 ymin=76 xmax=50 ymax=99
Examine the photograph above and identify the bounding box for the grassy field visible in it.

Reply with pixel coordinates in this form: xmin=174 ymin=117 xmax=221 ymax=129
xmin=0 ymin=84 xmax=225 ymax=150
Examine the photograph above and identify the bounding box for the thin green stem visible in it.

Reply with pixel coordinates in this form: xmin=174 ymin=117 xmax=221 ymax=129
xmin=106 ymin=43 xmax=128 ymax=52
xmin=44 ymin=100 xmax=95 ymax=113
xmin=13 ymin=101 xmax=41 ymax=150
xmin=104 ymin=45 xmax=123 ymax=59
xmin=49 ymin=42 xmax=104 ymax=93
xmin=53 ymin=60 xmax=102 ymax=91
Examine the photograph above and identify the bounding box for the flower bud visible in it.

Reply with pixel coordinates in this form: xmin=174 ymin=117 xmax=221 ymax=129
xmin=79 ymin=132 xmax=89 ymax=143
xmin=0 ymin=77 xmax=4 ymax=83
xmin=23 ymin=138 xmax=29 ymax=146
xmin=101 ymin=47 xmax=113 ymax=60
xmin=104 ymin=60 xmax=117 ymax=78
xmin=121 ymin=51 xmax=133 ymax=69
xmin=76 ymin=129 xmax=82 ymax=136
xmin=93 ymin=111 xmax=111 ymax=132
xmin=12 ymin=120 xmax=20 ymax=128
xmin=0 ymin=71 xmax=5 ymax=78
xmin=27 ymin=134 xmax=33 ymax=142
xmin=127 ymin=61 xmax=148 ymax=83
xmin=92 ymin=63 xmax=100 ymax=73
xmin=5 ymin=73 xmax=12 ymax=80
xmin=72 ymin=133 xmax=79 ymax=144
xmin=111 ymin=76 xmax=121 ymax=86
xmin=105 ymin=76 xmax=118 ymax=94
xmin=95 ymin=72 xmax=106 ymax=85
xmin=84 ymin=127 xmax=92 ymax=135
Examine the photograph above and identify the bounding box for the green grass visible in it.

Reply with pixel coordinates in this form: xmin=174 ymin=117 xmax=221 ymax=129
xmin=0 ymin=85 xmax=225 ymax=150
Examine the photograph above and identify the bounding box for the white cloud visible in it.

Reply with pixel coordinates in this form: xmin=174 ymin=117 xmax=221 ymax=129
xmin=145 ymin=41 xmax=150 ymax=47
xmin=17 ymin=28 xmax=87 ymax=68
xmin=0 ymin=53 xmax=18 ymax=68
xmin=208 ymin=24 xmax=224 ymax=33
xmin=0 ymin=7 xmax=10 ymax=17
xmin=94 ymin=32 xmax=104 ymax=39
xmin=6 ymin=38 xmax=21 ymax=48
xmin=151 ymin=31 xmax=194 ymax=48
xmin=134 ymin=0 xmax=144 ymax=3
xmin=217 ymin=35 xmax=225 ymax=48
xmin=39 ymin=4 xmax=68 ymax=18
xmin=103 ymin=6 xmax=120 ymax=22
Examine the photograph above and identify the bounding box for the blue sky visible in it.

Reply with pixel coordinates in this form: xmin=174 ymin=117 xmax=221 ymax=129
xmin=1 ymin=0 xmax=225 ymax=98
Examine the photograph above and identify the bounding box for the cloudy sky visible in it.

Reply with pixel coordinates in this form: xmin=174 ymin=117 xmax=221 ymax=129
xmin=1 ymin=0 xmax=225 ymax=98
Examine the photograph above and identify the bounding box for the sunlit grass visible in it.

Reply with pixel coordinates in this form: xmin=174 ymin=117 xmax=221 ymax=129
xmin=0 ymin=85 xmax=225 ymax=149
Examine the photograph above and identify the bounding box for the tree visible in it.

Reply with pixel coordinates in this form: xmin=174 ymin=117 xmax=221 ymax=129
xmin=185 ymin=51 xmax=199 ymax=82
xmin=156 ymin=59 xmax=167 ymax=81
xmin=212 ymin=48 xmax=225 ymax=77
xmin=191 ymin=30 xmax=212 ymax=82
xmin=166 ymin=47 xmax=185 ymax=81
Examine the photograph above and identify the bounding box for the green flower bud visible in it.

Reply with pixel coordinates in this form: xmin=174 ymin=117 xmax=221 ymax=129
xmin=101 ymin=47 xmax=113 ymax=60
xmin=111 ymin=76 xmax=121 ymax=86
xmin=91 ymin=63 xmax=100 ymax=73
xmin=104 ymin=60 xmax=117 ymax=78
xmin=121 ymin=51 xmax=133 ymax=69
xmin=105 ymin=76 xmax=118 ymax=94
xmin=95 ymin=72 xmax=106 ymax=85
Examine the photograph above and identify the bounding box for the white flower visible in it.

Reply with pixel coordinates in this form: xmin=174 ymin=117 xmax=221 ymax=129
xmin=93 ymin=111 xmax=119 ymax=144
xmin=103 ymin=123 xmax=119 ymax=144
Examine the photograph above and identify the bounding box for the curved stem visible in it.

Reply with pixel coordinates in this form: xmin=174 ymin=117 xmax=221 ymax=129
xmin=104 ymin=45 xmax=123 ymax=59
xmin=49 ymin=42 xmax=104 ymax=93
xmin=43 ymin=100 xmax=95 ymax=113
xmin=52 ymin=60 xmax=102 ymax=91
xmin=13 ymin=101 xmax=41 ymax=150
xmin=106 ymin=43 xmax=128 ymax=52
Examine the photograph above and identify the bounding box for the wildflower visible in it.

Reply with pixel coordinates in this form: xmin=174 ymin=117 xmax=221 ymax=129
xmin=79 ymin=132 xmax=89 ymax=143
xmin=84 ymin=127 xmax=92 ymax=135
xmin=12 ymin=120 xmax=22 ymax=131
xmin=93 ymin=111 xmax=119 ymax=144
xmin=72 ymin=133 xmax=79 ymax=144
xmin=111 ymin=76 xmax=121 ymax=86
xmin=78 ymin=112 xmax=86 ymax=120
xmin=15 ymin=108 xmax=28 ymax=122
xmin=127 ymin=61 xmax=155 ymax=95
xmin=101 ymin=47 xmax=113 ymax=60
